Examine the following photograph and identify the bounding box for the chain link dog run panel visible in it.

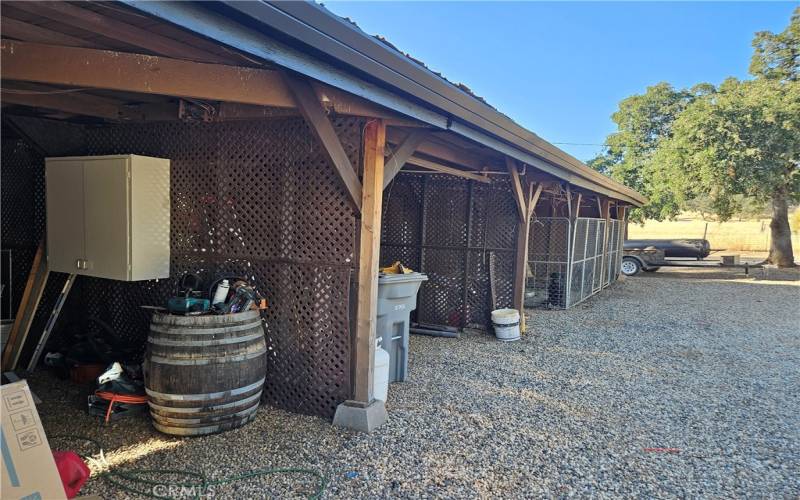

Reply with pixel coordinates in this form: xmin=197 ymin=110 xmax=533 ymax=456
xmin=604 ymin=219 xmax=623 ymax=286
xmin=568 ymin=217 xmax=611 ymax=307
xmin=528 ymin=215 xmax=624 ymax=309
xmin=35 ymin=116 xmax=363 ymax=419
xmin=526 ymin=217 xmax=571 ymax=308
xmin=380 ymin=173 xmax=517 ymax=329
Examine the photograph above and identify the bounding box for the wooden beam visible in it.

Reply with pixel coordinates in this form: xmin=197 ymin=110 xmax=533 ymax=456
xmin=353 ymin=119 xmax=386 ymax=403
xmin=0 ymin=16 xmax=95 ymax=48
xmin=507 ymin=157 xmax=527 ymax=221
xmin=1 ymin=40 xmax=297 ymax=108
xmin=284 ymin=72 xmax=362 ymax=212
xmin=9 ymin=1 xmax=231 ymax=64
xmin=383 ymin=130 xmax=427 ymax=188
xmin=316 ymin=84 xmax=421 ymax=124
xmin=573 ymin=192 xmax=583 ymax=219
xmin=2 ymin=240 xmax=49 ymax=370
xmin=405 ymin=156 xmax=491 ymax=183
xmin=528 ymin=183 xmax=544 ymax=219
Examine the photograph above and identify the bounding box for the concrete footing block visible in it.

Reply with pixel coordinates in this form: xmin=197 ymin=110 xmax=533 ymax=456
xmin=332 ymin=399 xmax=387 ymax=432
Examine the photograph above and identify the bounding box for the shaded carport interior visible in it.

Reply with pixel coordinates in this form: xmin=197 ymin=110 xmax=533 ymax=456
xmin=0 ymin=1 xmax=644 ymax=425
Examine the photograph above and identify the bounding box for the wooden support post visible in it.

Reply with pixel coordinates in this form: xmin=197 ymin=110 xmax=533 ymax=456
xmin=284 ymin=72 xmax=363 ymax=212
xmin=621 ymin=205 xmax=629 ymax=240
xmin=383 ymin=130 xmax=427 ymax=188
xmin=598 ymin=198 xmax=612 ymax=287
xmin=334 ymin=119 xmax=387 ymax=432
xmin=509 ymin=166 xmax=537 ymax=333
xmin=514 ymin=214 xmax=530 ymax=332
xmin=353 ymin=119 xmax=386 ymax=404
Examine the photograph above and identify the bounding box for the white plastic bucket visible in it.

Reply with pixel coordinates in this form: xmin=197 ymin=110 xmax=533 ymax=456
xmin=491 ymin=308 xmax=521 ymax=342
xmin=373 ymin=342 xmax=390 ymax=402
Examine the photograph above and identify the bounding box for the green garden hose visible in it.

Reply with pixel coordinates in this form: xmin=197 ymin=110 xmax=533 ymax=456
xmin=49 ymin=435 xmax=327 ymax=499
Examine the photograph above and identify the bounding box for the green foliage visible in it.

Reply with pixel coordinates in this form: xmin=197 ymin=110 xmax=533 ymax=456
xmin=591 ymin=8 xmax=799 ymax=226
xmin=653 ymin=77 xmax=800 ymax=221
xmin=588 ymin=82 xmax=708 ymax=222
xmin=750 ymin=7 xmax=799 ymax=83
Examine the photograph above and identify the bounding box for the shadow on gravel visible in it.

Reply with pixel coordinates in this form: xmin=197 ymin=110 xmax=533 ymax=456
xmin=629 ymin=266 xmax=800 ymax=282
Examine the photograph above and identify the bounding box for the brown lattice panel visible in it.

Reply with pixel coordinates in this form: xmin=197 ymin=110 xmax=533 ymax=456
xmin=382 ymin=172 xmax=518 ymax=329
xmin=2 ymin=116 xmax=364 ymax=419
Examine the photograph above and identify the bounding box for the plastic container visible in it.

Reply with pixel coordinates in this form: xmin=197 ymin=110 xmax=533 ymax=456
xmin=373 ymin=343 xmax=390 ymax=402
xmin=212 ymin=279 xmax=230 ymax=305
xmin=377 ymin=272 xmax=428 ymax=382
xmin=491 ymin=308 xmax=521 ymax=341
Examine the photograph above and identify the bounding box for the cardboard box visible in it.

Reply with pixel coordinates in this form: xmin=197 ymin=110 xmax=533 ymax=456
xmin=1 ymin=380 xmax=66 ymax=500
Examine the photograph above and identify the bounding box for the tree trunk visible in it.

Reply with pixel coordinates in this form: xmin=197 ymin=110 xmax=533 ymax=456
xmin=768 ymin=189 xmax=796 ymax=267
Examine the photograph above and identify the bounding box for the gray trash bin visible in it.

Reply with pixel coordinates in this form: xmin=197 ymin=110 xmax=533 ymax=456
xmin=376 ymin=272 xmax=428 ymax=383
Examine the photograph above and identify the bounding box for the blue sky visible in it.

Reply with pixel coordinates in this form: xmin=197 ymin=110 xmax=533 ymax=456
xmin=324 ymin=1 xmax=797 ymax=161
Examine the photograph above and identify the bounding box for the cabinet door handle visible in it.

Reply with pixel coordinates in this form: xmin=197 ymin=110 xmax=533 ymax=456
xmin=76 ymin=259 xmax=83 ymax=270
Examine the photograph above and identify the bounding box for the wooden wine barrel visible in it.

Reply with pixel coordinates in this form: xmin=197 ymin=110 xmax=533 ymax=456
xmin=144 ymin=309 xmax=267 ymax=436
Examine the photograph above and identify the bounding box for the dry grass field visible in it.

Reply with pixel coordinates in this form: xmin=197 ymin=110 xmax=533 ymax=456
xmin=628 ymin=212 xmax=800 ymax=252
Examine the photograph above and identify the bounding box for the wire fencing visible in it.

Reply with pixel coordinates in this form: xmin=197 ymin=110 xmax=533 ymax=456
xmin=526 ymin=216 xmax=624 ymax=310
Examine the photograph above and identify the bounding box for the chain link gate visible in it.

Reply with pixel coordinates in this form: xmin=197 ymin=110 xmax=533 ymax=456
xmin=525 ymin=217 xmax=571 ymax=308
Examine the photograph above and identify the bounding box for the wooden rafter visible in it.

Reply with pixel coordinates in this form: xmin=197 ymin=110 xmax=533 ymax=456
xmin=1 ymin=85 xmax=124 ymax=120
xmin=383 ymin=129 xmax=427 ymax=188
xmin=0 ymin=16 xmax=95 ymax=48
xmin=8 ymin=1 xmax=231 ymax=64
xmin=284 ymin=72 xmax=362 ymax=212
xmin=386 ymin=128 xmax=485 ymax=170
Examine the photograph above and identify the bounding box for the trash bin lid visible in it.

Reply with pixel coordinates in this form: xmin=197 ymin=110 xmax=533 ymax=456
xmin=378 ymin=272 xmax=429 ymax=284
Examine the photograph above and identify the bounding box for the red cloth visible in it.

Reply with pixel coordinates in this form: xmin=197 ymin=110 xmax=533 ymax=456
xmin=52 ymin=451 xmax=90 ymax=499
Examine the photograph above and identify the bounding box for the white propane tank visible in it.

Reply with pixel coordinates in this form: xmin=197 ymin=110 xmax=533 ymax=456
xmin=491 ymin=308 xmax=521 ymax=341
xmin=373 ymin=342 xmax=390 ymax=402
xmin=212 ymin=279 xmax=230 ymax=305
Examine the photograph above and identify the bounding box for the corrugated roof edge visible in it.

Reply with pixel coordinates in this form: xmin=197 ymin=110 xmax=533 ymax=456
xmin=121 ymin=0 xmax=645 ymax=205
xmin=239 ymin=0 xmax=645 ymax=206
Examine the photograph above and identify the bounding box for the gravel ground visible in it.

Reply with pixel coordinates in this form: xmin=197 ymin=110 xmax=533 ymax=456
xmin=31 ymin=267 xmax=800 ymax=498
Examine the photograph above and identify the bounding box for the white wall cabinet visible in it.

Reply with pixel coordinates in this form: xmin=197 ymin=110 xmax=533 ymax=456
xmin=46 ymin=155 xmax=170 ymax=281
